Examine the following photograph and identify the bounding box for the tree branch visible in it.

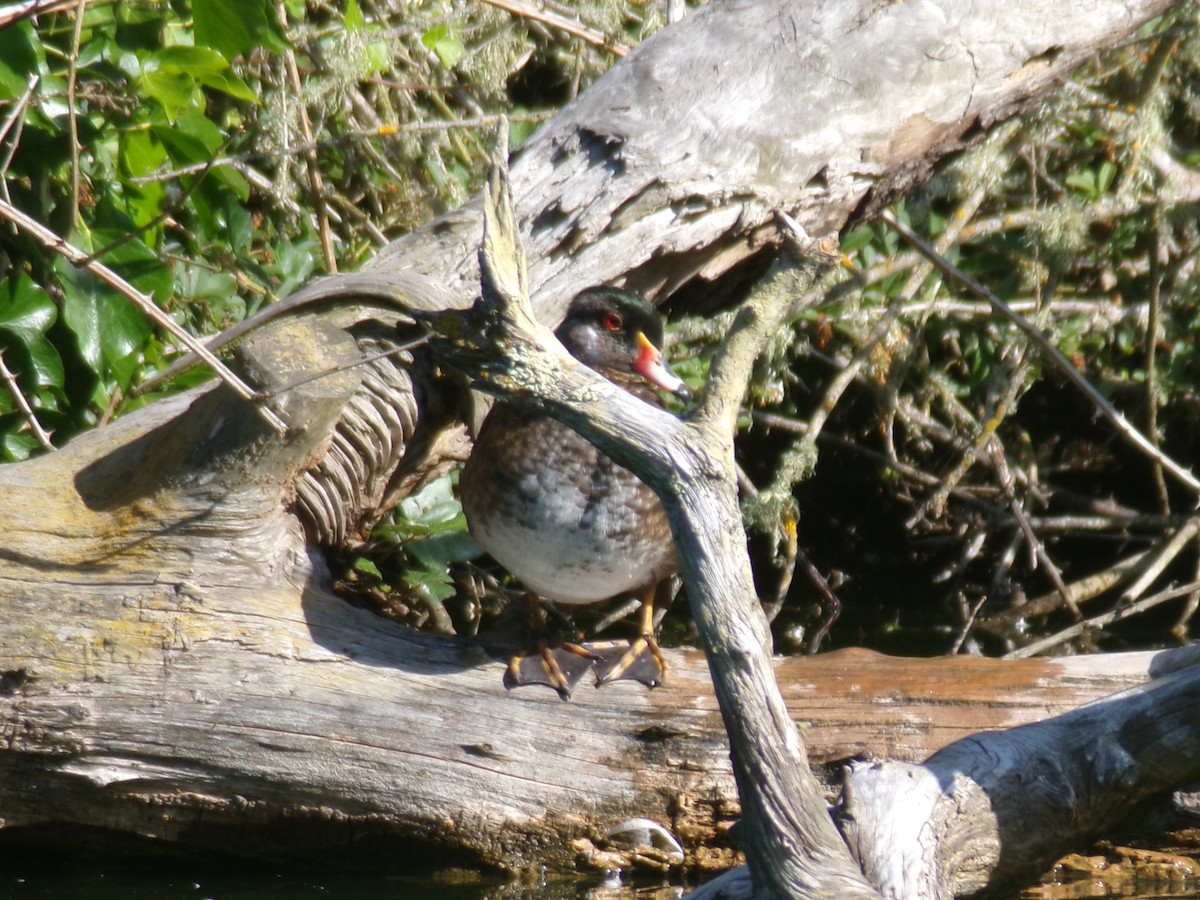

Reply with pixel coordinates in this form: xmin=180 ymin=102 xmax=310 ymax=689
xmin=425 ymin=122 xmax=871 ymax=899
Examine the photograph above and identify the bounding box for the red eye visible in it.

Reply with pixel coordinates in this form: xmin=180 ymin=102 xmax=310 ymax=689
xmin=602 ymin=312 xmax=623 ymax=331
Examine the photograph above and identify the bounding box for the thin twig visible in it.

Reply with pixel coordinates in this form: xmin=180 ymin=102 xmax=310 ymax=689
xmin=0 ymin=73 xmax=39 ymax=212
xmin=1004 ymin=579 xmax=1200 ymax=659
xmin=948 ymin=592 xmax=988 ymax=656
xmin=279 ymin=2 xmax=337 ymax=273
xmin=480 ymin=0 xmax=630 ymax=56
xmin=66 ymin=0 xmax=87 ymax=226
xmin=1173 ymin=546 xmax=1200 ymax=641
xmin=907 ymin=347 xmax=1033 ymax=526
xmin=0 ymin=74 xmax=37 ymax=150
xmin=882 ymin=208 xmax=1200 ymax=496
xmin=0 ymin=0 xmax=78 ymax=28
xmin=1145 ymin=205 xmax=1169 ymax=512
xmin=0 ymin=197 xmax=286 ymax=435
xmin=255 ymin=333 xmax=431 ymax=400
xmin=0 ymin=350 xmax=54 ymax=452
xmin=990 ymin=442 xmax=1080 ymax=618
xmin=125 ymin=114 xmax=552 ymax=188
xmin=809 ymin=175 xmax=996 ymax=447
xmin=976 ymin=547 xmax=1152 ymax=638
xmin=1119 ymin=517 xmax=1200 ymax=604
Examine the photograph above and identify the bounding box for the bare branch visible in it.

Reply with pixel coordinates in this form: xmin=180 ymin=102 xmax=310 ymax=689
xmin=481 ymin=0 xmax=631 ymax=56
xmin=0 ymin=196 xmax=287 ymax=435
xmin=0 ymin=350 xmax=54 ymax=452
xmin=882 ymin=208 xmax=1200 ymax=496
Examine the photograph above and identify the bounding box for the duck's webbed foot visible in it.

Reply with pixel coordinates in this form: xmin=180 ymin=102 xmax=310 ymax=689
xmin=592 ymin=585 xmax=667 ymax=689
xmin=505 ymin=640 xmax=600 ymax=700
xmin=591 ymin=635 xmax=667 ymax=688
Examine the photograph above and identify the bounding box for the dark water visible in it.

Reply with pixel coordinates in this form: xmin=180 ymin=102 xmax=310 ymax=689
xmin=3 ymin=870 xmax=685 ymax=900
xmin=0 ymin=844 xmax=685 ymax=900
xmin=0 ymin=826 xmax=690 ymax=898
xmin=2 ymin=869 xmax=681 ymax=899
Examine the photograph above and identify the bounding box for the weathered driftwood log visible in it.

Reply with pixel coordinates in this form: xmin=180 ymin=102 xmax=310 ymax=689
xmin=0 ymin=0 xmax=1194 ymax=896
xmin=429 ymin=129 xmax=1200 ymax=898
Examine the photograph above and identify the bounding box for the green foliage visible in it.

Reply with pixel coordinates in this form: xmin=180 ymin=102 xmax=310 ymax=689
xmin=0 ymin=0 xmax=642 ymax=452
xmin=344 ymin=473 xmax=481 ymax=624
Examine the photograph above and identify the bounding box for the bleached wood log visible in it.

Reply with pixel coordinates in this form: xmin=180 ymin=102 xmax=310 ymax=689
xmin=0 ymin=0 xmax=1191 ymax=896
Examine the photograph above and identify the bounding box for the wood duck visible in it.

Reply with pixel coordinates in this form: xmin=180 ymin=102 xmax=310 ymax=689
xmin=459 ymin=286 xmax=692 ymax=699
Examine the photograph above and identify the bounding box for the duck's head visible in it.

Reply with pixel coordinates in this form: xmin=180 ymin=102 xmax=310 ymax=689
xmin=556 ymin=286 xmax=692 ymax=401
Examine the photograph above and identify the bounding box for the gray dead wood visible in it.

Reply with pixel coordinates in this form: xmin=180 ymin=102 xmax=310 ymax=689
xmin=437 ymin=133 xmax=875 ymax=896
xmin=0 ymin=0 xmax=1194 ymax=897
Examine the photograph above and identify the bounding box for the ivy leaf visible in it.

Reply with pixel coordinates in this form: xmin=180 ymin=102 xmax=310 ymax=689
xmin=1 ymin=433 xmax=40 ymax=463
xmin=142 ymin=46 xmax=257 ymax=122
xmin=0 ymin=275 xmax=65 ymax=396
xmin=422 ymin=24 xmax=464 ymax=69
xmin=57 ymin=250 xmax=151 ymax=375
xmin=194 ymin=0 xmax=287 ymax=59
xmin=344 ymin=0 xmax=365 ymax=31
xmin=90 ymin=229 xmax=174 ymax=304
xmin=0 ymin=275 xmax=57 ymax=338
xmin=0 ymin=21 xmax=41 ymax=100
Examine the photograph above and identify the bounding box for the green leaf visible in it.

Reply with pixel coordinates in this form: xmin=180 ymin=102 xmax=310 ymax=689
xmin=1 ymin=432 xmax=40 ymax=463
xmin=194 ymin=0 xmax=287 ymax=59
xmin=0 ymin=276 xmax=64 ymax=395
xmin=403 ymin=563 xmax=455 ymax=602
xmin=152 ymin=111 xmax=249 ymax=201
xmin=1064 ymin=170 xmax=1097 ymax=199
xmin=157 ymin=46 xmax=257 ymax=103
xmin=344 ymin=0 xmax=365 ymax=31
xmin=154 ymin=108 xmax=223 ymax=157
xmin=120 ymin=128 xmax=168 ymax=178
xmin=1097 ymin=160 xmax=1118 ymax=195
xmin=397 ymin=474 xmax=466 ymax=534
xmin=840 ymin=224 xmax=877 ymax=254
xmin=141 ymin=66 xmax=198 ymax=123
xmin=361 ymin=40 xmax=391 ymax=77
xmin=142 ymin=46 xmax=257 ymax=122
xmin=352 ymin=557 xmax=383 ymax=580
xmin=57 ymin=251 xmax=151 ymax=374
xmin=58 ymin=265 xmax=104 ymax=371
xmin=4 ymin=332 xmax=66 ymax=394
xmin=422 ymin=24 xmax=464 ymax=69
xmin=90 ymin=229 xmax=174 ymax=304
xmin=0 ymin=275 xmax=57 ymax=338
xmin=0 ymin=21 xmax=41 ymax=100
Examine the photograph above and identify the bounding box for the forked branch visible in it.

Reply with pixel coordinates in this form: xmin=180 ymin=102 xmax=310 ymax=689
xmin=424 ymin=123 xmax=868 ymax=899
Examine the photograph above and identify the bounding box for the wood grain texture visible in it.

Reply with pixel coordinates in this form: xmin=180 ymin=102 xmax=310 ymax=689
xmin=0 ymin=0 xmax=1189 ymax=889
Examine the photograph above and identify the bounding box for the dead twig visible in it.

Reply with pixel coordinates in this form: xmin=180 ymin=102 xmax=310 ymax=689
xmin=0 ymin=73 xmax=39 ymax=212
xmin=0 ymin=196 xmax=286 ymax=435
xmin=989 ymin=442 xmax=1080 ymax=619
xmin=0 ymin=350 xmax=54 ymax=452
xmin=0 ymin=0 xmax=78 ymax=30
xmin=66 ymin=0 xmax=87 ymax=226
xmin=907 ymin=346 xmax=1033 ymax=527
xmin=882 ymin=208 xmax=1200 ymax=496
xmin=480 ymin=0 xmax=630 ymax=56
xmin=976 ymin=546 xmax=1153 ymax=640
xmin=278 ymin=1 xmax=337 ymax=273
xmin=1118 ymin=517 xmax=1200 ymax=604
xmin=1005 ymin=579 xmax=1200 ymax=659
xmin=1145 ymin=206 xmax=1169 ymax=513
xmin=124 ymin=115 xmax=552 ymax=189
